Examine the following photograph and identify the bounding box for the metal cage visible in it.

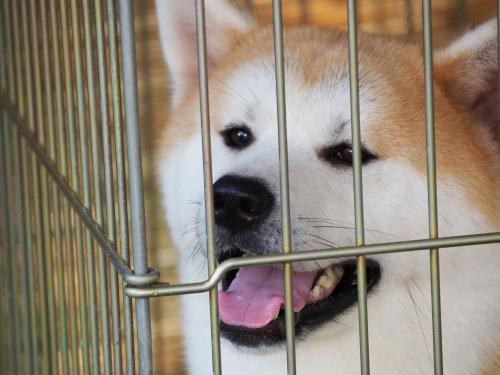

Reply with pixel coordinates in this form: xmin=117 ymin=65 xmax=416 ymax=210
xmin=0 ymin=0 xmax=154 ymax=373
xmin=1 ymin=0 xmax=500 ymax=375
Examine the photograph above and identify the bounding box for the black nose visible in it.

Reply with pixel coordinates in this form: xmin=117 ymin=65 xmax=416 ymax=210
xmin=213 ymin=175 xmax=274 ymax=231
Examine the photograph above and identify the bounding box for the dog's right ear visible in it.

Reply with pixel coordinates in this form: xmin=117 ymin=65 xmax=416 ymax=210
xmin=435 ymin=20 xmax=500 ymax=141
xmin=156 ymin=0 xmax=253 ymax=106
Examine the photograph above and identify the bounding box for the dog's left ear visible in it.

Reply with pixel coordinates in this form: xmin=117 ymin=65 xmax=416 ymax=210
xmin=436 ymin=20 xmax=499 ymax=139
xmin=156 ymin=0 xmax=253 ymax=106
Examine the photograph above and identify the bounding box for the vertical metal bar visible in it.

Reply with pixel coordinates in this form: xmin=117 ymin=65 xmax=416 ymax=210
xmin=63 ymin=203 xmax=79 ymax=375
xmin=52 ymin=1 xmax=72 ymax=374
xmin=194 ymin=1 xmax=223 ymax=374
xmin=347 ymin=1 xmax=371 ymax=374
xmin=271 ymin=1 xmax=297 ymax=374
xmin=0 ymin=1 xmax=19 ymax=374
xmin=26 ymin=0 xmax=49 ymax=371
xmin=497 ymin=0 xmax=500 ymax=105
xmin=80 ymin=0 xmax=102 ymax=372
xmin=3 ymin=6 xmax=22 ymax=359
xmin=405 ymin=0 xmax=414 ymax=35
xmin=457 ymin=0 xmax=467 ymax=29
xmin=98 ymin=0 xmax=123 ymax=375
xmin=68 ymin=0 xmax=91 ymax=372
xmin=80 ymin=0 xmax=104 ymax=374
xmin=42 ymin=1 xmax=78 ymax=373
xmin=55 ymin=191 xmax=70 ymax=375
xmin=0 ymin=6 xmax=6 ymax=369
xmin=60 ymin=0 xmax=79 ymax=188
xmin=72 ymin=214 xmax=88 ymax=373
xmin=0 ymin=112 xmax=10 ymax=375
xmin=299 ymin=0 xmax=308 ymax=24
xmin=107 ymin=0 xmax=135 ymax=372
xmin=1 ymin=118 xmax=18 ymax=375
xmin=81 ymin=224 xmax=100 ymax=375
xmin=59 ymin=0 xmax=83 ymax=370
xmin=44 ymin=0 xmax=68 ymax=372
xmin=94 ymin=0 xmax=113 ymax=373
xmin=69 ymin=1 xmax=89 ymax=371
xmin=15 ymin=137 xmax=33 ymax=375
xmin=9 ymin=1 xmax=26 ymax=372
xmin=422 ymin=1 xmax=443 ymax=374
xmin=16 ymin=139 xmax=34 ymax=375
xmin=104 ymin=125 xmax=125 ymax=375
xmin=0 ymin=5 xmax=4 ymax=87
xmin=20 ymin=138 xmax=38 ymax=375
xmin=29 ymin=4 xmax=52 ymax=367
xmin=14 ymin=128 xmax=33 ymax=375
xmin=2 ymin=127 xmax=20 ymax=375
xmin=244 ymin=0 xmax=254 ymax=11
xmin=118 ymin=0 xmax=153 ymax=373
xmin=0 ymin=11 xmax=5 ymax=369
xmin=29 ymin=165 xmax=50 ymax=375
xmin=44 ymin=19 xmax=81 ymax=364
xmin=14 ymin=0 xmax=35 ymax=372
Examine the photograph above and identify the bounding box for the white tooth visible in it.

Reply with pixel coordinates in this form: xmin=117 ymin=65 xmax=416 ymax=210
xmin=333 ymin=266 xmax=344 ymax=279
xmin=311 ymin=285 xmax=323 ymax=298
xmin=325 ymin=266 xmax=344 ymax=285
xmin=318 ymin=274 xmax=334 ymax=289
xmin=325 ymin=267 xmax=337 ymax=283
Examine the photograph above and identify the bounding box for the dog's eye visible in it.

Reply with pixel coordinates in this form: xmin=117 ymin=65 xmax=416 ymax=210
xmin=221 ymin=126 xmax=253 ymax=149
xmin=320 ymin=143 xmax=376 ymax=166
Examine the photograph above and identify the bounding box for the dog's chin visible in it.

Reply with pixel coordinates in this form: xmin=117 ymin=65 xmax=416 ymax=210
xmin=216 ymin=246 xmax=381 ymax=348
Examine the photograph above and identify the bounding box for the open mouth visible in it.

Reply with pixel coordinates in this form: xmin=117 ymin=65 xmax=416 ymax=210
xmin=217 ymin=248 xmax=381 ymax=347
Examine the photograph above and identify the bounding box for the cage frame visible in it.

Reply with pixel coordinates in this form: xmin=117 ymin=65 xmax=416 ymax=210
xmin=1 ymin=0 xmax=500 ymax=374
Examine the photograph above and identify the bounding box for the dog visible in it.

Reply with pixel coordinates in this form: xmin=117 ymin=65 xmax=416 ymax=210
xmin=155 ymin=1 xmax=500 ymax=373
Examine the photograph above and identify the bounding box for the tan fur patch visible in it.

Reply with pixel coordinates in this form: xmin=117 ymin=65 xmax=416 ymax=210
xmin=483 ymin=354 xmax=500 ymax=375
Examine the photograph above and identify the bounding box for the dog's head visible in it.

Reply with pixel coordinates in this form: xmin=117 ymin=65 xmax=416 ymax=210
xmin=156 ymin=0 xmax=500 ymax=370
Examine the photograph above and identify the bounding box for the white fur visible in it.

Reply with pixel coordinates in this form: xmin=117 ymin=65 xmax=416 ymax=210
xmin=156 ymin=2 xmax=500 ymax=374
xmin=155 ymin=0 xmax=252 ymax=105
xmin=438 ymin=19 xmax=497 ymax=61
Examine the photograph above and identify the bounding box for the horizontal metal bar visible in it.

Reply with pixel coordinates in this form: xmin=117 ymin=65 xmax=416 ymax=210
xmin=0 ymin=94 xmax=160 ymax=287
xmin=125 ymin=231 xmax=500 ymax=298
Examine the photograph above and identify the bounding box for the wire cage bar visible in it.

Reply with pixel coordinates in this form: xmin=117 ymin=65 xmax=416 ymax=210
xmin=0 ymin=0 xmax=155 ymax=373
xmin=346 ymin=0 xmax=371 ymax=373
xmin=271 ymin=0 xmax=297 ymax=373
xmin=194 ymin=0 xmax=223 ymax=374
xmin=421 ymin=1 xmax=444 ymax=374
xmin=1 ymin=1 xmax=500 ymax=375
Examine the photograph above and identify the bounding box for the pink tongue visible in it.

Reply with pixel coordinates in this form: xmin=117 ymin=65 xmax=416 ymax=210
xmin=218 ymin=266 xmax=316 ymax=329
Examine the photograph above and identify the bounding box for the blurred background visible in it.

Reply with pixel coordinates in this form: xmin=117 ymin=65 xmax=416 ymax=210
xmin=132 ymin=1 xmax=496 ymax=373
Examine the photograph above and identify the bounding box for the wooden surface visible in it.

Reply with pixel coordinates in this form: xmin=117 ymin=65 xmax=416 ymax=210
xmin=133 ymin=1 xmax=495 ymax=373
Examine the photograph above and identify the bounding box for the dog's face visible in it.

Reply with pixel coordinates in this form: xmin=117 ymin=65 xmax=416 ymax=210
xmin=156 ymin=1 xmax=500 ymax=373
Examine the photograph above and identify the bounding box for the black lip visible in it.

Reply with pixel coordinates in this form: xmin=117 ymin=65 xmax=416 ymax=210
xmin=219 ymin=258 xmax=381 ymax=348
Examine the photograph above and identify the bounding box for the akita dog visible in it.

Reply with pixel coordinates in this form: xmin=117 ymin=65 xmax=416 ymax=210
xmin=155 ymin=1 xmax=500 ymax=373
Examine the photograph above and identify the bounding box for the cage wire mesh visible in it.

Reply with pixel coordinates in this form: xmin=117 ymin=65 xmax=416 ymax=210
xmin=1 ymin=0 xmax=500 ymax=375
xmin=0 ymin=0 xmax=155 ymax=373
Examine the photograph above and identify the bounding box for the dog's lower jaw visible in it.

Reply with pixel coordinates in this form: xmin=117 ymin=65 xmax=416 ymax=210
xmin=179 ymin=246 xmax=500 ymax=375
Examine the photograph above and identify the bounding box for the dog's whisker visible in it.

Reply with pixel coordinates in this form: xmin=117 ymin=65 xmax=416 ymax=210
xmin=307 ymin=233 xmax=338 ymax=248
xmin=297 ymin=216 xmax=397 ymax=237
xmin=181 ymin=199 xmax=202 ymax=205
xmin=211 ymin=78 xmax=255 ymax=112
xmin=405 ymin=283 xmax=433 ymax=369
xmin=310 ymin=224 xmax=396 ymax=238
xmin=226 ymin=72 xmax=260 ymax=107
